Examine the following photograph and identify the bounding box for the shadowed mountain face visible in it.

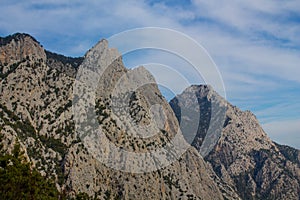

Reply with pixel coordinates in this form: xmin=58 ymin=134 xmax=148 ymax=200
xmin=169 ymin=85 xmax=228 ymax=157
xmin=170 ymin=85 xmax=300 ymax=200
xmin=0 ymin=33 xmax=241 ymax=199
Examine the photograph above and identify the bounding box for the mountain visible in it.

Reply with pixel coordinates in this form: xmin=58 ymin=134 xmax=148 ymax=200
xmin=0 ymin=33 xmax=241 ymax=199
xmin=170 ymin=85 xmax=300 ymax=200
xmin=0 ymin=33 xmax=298 ymax=200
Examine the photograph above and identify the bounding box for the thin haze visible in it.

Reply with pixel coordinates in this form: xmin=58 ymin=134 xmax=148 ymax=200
xmin=0 ymin=0 xmax=299 ymax=148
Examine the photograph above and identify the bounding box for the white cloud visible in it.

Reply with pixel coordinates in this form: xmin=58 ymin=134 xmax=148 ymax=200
xmin=263 ymin=119 xmax=300 ymax=149
xmin=191 ymin=0 xmax=300 ymax=46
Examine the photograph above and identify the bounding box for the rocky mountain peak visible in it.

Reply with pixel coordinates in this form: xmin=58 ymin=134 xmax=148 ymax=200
xmin=0 ymin=32 xmax=299 ymax=199
xmin=84 ymin=39 xmax=120 ymax=65
xmin=185 ymin=84 xmax=213 ymax=96
xmin=0 ymin=33 xmax=39 ymax=46
xmin=170 ymin=84 xmax=228 ymax=157
xmin=68 ymin=38 xmax=238 ymax=198
xmin=170 ymin=84 xmax=300 ymax=199
xmin=0 ymin=33 xmax=46 ymax=65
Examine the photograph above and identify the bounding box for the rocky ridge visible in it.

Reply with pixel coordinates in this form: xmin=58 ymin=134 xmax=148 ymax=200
xmin=0 ymin=33 xmax=239 ymax=199
xmin=170 ymin=85 xmax=300 ymax=200
xmin=1 ymin=32 xmax=298 ymax=200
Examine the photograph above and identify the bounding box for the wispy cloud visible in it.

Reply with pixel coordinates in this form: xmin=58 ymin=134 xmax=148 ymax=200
xmin=263 ymin=119 xmax=300 ymax=149
xmin=0 ymin=0 xmax=299 ymax=148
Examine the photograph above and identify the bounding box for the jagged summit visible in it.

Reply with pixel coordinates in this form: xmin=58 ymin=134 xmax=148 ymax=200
xmin=187 ymin=84 xmax=213 ymax=90
xmin=0 ymin=32 xmax=40 ymax=46
xmin=0 ymin=33 xmax=83 ymax=69
xmin=0 ymin=32 xmax=46 ymax=64
xmin=170 ymin=84 xmax=228 ymax=157
xmin=170 ymin=84 xmax=300 ymax=199
xmin=82 ymin=38 xmax=120 ymax=70
xmin=0 ymin=33 xmax=299 ymax=199
xmin=0 ymin=34 xmax=234 ymax=199
xmin=182 ymin=84 xmax=226 ymax=102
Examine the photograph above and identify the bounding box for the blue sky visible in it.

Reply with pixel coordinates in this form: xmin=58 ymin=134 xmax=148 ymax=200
xmin=0 ymin=0 xmax=299 ymax=148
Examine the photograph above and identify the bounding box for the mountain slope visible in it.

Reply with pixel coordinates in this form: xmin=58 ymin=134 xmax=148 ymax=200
xmin=0 ymin=33 xmax=240 ymax=199
xmin=170 ymin=85 xmax=300 ymax=200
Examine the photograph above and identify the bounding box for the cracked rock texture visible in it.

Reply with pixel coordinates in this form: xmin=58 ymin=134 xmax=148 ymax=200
xmin=170 ymin=85 xmax=300 ymax=200
xmin=0 ymin=33 xmax=238 ymax=199
xmin=1 ymin=33 xmax=298 ymax=200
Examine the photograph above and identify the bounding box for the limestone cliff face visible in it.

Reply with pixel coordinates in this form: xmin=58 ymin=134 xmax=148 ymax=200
xmin=0 ymin=33 xmax=46 ymax=65
xmin=62 ymin=38 xmax=227 ymax=199
xmin=0 ymin=33 xmax=237 ymax=199
xmin=0 ymin=33 xmax=81 ymax=186
xmin=3 ymin=32 xmax=298 ymax=200
xmin=170 ymin=85 xmax=300 ymax=200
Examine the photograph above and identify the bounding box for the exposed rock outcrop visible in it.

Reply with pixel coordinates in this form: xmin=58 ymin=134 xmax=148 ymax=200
xmin=170 ymin=85 xmax=300 ymax=200
xmin=0 ymin=33 xmax=46 ymax=65
xmin=2 ymin=32 xmax=298 ymax=200
xmin=0 ymin=33 xmax=238 ymax=199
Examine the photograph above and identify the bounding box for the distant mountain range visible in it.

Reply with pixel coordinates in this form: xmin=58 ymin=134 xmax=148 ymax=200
xmin=0 ymin=33 xmax=299 ymax=199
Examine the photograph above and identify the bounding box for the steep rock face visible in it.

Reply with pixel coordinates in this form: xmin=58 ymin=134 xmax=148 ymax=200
xmin=64 ymin=39 xmax=226 ymax=199
xmin=0 ymin=33 xmax=46 ymax=65
xmin=0 ymin=33 xmax=233 ymax=199
xmin=170 ymin=85 xmax=227 ymax=157
xmin=0 ymin=33 xmax=82 ymax=186
xmin=170 ymin=85 xmax=300 ymax=200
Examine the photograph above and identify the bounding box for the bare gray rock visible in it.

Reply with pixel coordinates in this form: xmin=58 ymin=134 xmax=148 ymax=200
xmin=0 ymin=33 xmax=234 ymax=199
xmin=170 ymin=85 xmax=300 ymax=200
